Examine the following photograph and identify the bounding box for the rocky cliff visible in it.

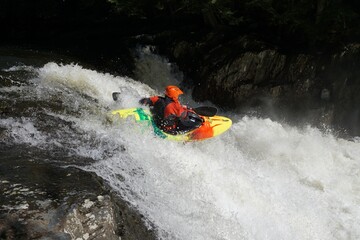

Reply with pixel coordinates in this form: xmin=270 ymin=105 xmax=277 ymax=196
xmin=164 ymin=34 xmax=360 ymax=137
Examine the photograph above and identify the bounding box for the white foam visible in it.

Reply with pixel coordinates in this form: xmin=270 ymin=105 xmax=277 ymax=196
xmin=85 ymin=115 xmax=360 ymax=240
xmin=36 ymin=62 xmax=156 ymax=107
xmin=0 ymin=117 xmax=47 ymax=146
xmin=2 ymin=65 xmax=36 ymax=72
xmin=3 ymin=62 xmax=360 ymax=240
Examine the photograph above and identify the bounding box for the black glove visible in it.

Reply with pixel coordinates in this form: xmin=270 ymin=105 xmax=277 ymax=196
xmin=139 ymin=98 xmax=151 ymax=105
xmin=179 ymin=111 xmax=203 ymax=127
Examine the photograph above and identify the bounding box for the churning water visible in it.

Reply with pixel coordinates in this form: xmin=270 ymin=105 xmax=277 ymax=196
xmin=1 ymin=52 xmax=360 ymax=240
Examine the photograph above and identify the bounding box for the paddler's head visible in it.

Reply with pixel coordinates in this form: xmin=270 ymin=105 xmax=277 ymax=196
xmin=165 ymin=85 xmax=183 ymax=101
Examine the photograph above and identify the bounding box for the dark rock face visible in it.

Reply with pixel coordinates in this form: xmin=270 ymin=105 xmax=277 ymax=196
xmin=0 ymin=146 xmax=156 ymax=240
xmin=168 ymin=35 xmax=360 ymax=136
xmin=328 ymin=44 xmax=360 ymax=135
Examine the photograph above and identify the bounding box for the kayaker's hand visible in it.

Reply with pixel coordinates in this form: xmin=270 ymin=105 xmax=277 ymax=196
xmin=139 ymin=98 xmax=151 ymax=105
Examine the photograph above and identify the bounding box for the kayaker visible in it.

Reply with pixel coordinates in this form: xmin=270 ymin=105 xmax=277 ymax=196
xmin=139 ymin=85 xmax=203 ymax=134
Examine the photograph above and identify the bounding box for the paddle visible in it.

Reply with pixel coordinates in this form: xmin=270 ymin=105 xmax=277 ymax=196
xmin=112 ymin=92 xmax=121 ymax=101
xmin=192 ymin=106 xmax=217 ymax=117
xmin=112 ymin=92 xmax=217 ymax=116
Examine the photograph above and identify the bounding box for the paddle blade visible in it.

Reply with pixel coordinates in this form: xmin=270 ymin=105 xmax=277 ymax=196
xmin=112 ymin=92 xmax=121 ymax=101
xmin=193 ymin=106 xmax=217 ymax=117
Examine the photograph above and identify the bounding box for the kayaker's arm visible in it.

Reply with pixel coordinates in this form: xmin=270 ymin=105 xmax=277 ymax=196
xmin=139 ymin=96 xmax=159 ymax=106
xmin=139 ymin=98 xmax=152 ymax=105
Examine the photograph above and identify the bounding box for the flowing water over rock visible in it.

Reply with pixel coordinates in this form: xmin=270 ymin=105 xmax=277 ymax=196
xmin=1 ymin=48 xmax=360 ymax=239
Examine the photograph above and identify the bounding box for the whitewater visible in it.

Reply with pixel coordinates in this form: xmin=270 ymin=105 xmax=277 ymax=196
xmin=1 ymin=55 xmax=360 ymax=240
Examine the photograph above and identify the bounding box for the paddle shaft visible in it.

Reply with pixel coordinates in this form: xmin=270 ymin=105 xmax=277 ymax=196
xmin=112 ymin=92 xmax=217 ymax=116
xmin=192 ymin=106 xmax=217 ymax=117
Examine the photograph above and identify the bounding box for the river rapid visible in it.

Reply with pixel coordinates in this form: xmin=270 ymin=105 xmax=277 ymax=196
xmin=1 ymin=48 xmax=360 ymax=240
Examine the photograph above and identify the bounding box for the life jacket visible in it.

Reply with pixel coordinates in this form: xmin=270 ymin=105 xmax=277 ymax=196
xmin=149 ymin=96 xmax=203 ymax=134
xmin=150 ymin=96 xmax=175 ymax=130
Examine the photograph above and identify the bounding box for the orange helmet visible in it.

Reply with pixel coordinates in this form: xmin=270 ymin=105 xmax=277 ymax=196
xmin=165 ymin=85 xmax=183 ymax=100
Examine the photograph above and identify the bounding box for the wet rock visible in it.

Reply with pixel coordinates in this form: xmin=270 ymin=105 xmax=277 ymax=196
xmin=321 ymin=89 xmax=330 ymax=101
xmin=0 ymin=177 xmax=155 ymax=240
xmin=63 ymin=196 xmax=118 ymax=240
xmin=0 ymin=145 xmax=156 ymax=240
xmin=165 ymin=33 xmax=360 ymax=136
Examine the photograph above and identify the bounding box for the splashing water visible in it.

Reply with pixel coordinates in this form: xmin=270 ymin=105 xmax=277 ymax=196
xmin=1 ymin=61 xmax=360 ymax=240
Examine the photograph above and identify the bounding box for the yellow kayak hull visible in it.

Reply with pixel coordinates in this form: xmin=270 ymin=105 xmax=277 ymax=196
xmin=111 ymin=108 xmax=232 ymax=142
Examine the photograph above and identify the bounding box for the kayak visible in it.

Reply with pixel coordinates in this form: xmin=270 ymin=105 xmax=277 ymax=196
xmin=110 ymin=108 xmax=232 ymax=142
